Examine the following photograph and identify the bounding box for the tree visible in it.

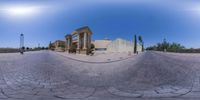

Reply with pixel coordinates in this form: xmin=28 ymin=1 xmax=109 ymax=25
xmin=168 ymin=42 xmax=185 ymax=52
xmin=41 ymin=47 xmax=45 ymax=50
xmin=90 ymin=43 xmax=95 ymax=49
xmin=162 ymin=38 xmax=169 ymax=52
xmin=58 ymin=44 xmax=65 ymax=49
xmin=146 ymin=39 xmax=185 ymax=52
xmin=134 ymin=35 xmax=137 ymax=53
xmin=26 ymin=47 xmax=29 ymax=50
xmin=21 ymin=46 xmax=25 ymax=50
xmin=146 ymin=45 xmax=157 ymax=50
xmin=138 ymin=35 xmax=144 ymax=52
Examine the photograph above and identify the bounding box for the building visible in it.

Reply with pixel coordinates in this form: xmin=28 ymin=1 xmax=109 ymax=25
xmin=65 ymin=26 xmax=92 ymax=55
xmin=50 ymin=26 xmax=144 ymax=54
xmin=93 ymin=39 xmax=111 ymax=51
xmin=107 ymin=38 xmax=142 ymax=53
xmin=49 ymin=41 xmax=55 ymax=50
xmin=49 ymin=40 xmax=65 ymax=51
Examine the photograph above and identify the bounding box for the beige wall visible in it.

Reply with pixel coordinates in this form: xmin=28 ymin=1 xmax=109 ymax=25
xmin=107 ymin=38 xmax=142 ymax=53
xmin=93 ymin=40 xmax=111 ymax=50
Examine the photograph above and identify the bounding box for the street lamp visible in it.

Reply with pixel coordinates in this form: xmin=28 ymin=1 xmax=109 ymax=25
xmin=20 ymin=34 xmax=24 ymax=54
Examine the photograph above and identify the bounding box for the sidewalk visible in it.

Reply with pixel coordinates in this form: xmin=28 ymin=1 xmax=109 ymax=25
xmin=54 ymin=51 xmax=138 ymax=63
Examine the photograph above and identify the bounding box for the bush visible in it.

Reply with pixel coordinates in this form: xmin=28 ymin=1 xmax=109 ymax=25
xmin=146 ymin=40 xmax=185 ymax=52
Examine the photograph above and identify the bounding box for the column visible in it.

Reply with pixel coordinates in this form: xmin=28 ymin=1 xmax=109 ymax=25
xmin=83 ymin=32 xmax=87 ymax=49
xmin=66 ymin=38 xmax=68 ymax=49
xmin=68 ymin=38 xmax=70 ymax=49
xmin=77 ymin=34 xmax=80 ymax=50
xmin=88 ymin=34 xmax=91 ymax=49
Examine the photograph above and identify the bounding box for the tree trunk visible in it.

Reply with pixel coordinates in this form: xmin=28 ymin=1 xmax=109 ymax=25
xmin=134 ymin=35 xmax=137 ymax=53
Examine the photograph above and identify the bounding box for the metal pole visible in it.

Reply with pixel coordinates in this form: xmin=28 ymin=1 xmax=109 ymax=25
xmin=20 ymin=34 xmax=24 ymax=48
xmin=20 ymin=34 xmax=24 ymax=54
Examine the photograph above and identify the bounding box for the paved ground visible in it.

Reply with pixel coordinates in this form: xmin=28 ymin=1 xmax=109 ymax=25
xmin=56 ymin=51 xmax=135 ymax=63
xmin=0 ymin=51 xmax=199 ymax=100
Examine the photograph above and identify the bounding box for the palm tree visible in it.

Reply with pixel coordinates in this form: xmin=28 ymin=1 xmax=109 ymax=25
xmin=162 ymin=38 xmax=169 ymax=52
xmin=138 ymin=35 xmax=144 ymax=51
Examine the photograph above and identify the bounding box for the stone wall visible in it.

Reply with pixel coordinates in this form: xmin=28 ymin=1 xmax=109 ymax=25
xmin=107 ymin=38 xmax=142 ymax=53
xmin=93 ymin=40 xmax=111 ymax=50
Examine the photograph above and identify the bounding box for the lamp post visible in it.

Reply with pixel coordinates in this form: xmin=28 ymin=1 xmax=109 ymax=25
xmin=20 ymin=34 xmax=24 ymax=54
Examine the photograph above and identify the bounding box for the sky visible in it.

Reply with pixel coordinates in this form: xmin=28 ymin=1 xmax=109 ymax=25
xmin=0 ymin=0 xmax=200 ymax=48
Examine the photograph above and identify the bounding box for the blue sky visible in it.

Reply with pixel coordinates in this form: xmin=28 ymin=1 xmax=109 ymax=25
xmin=0 ymin=0 xmax=200 ymax=48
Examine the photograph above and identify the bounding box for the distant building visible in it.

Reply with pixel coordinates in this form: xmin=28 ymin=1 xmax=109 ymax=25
xmin=93 ymin=39 xmax=111 ymax=51
xmin=54 ymin=40 xmax=65 ymax=52
xmin=49 ymin=41 xmax=55 ymax=50
xmin=49 ymin=40 xmax=65 ymax=52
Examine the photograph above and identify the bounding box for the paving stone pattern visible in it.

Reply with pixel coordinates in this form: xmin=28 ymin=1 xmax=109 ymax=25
xmin=0 ymin=51 xmax=199 ymax=100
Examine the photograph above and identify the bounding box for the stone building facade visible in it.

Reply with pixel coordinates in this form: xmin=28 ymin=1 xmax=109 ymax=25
xmin=50 ymin=26 xmax=143 ymax=54
xmin=93 ymin=39 xmax=111 ymax=51
xmin=107 ymin=38 xmax=142 ymax=53
xmin=53 ymin=40 xmax=65 ymax=52
xmin=65 ymin=26 xmax=92 ymax=55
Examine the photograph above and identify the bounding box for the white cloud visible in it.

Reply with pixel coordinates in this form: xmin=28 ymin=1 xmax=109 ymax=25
xmin=4 ymin=6 xmax=39 ymax=16
xmin=187 ymin=5 xmax=200 ymax=14
xmin=0 ymin=4 xmax=49 ymax=18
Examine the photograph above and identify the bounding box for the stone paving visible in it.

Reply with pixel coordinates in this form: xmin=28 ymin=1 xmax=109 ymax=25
xmin=56 ymin=51 xmax=135 ymax=63
xmin=0 ymin=51 xmax=199 ymax=100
